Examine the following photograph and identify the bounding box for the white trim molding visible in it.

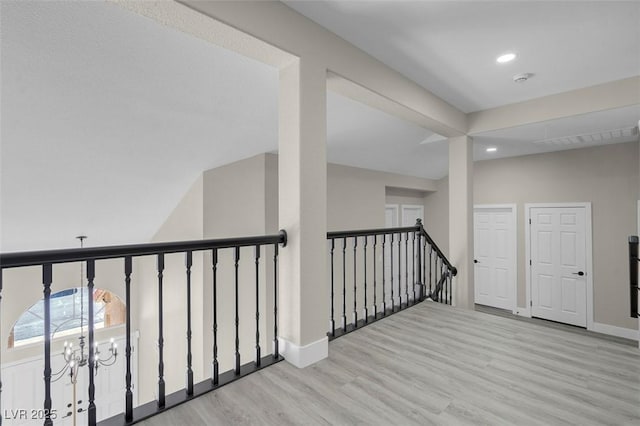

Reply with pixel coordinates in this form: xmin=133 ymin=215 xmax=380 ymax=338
xmin=278 ymin=336 xmax=328 ymax=368
xmin=525 ymin=202 xmax=594 ymax=330
xmin=591 ymin=322 xmax=639 ymax=341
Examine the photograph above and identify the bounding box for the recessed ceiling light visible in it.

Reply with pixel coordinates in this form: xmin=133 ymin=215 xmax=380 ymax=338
xmin=486 ymin=147 xmax=497 ymax=152
xmin=496 ymin=53 xmax=516 ymax=64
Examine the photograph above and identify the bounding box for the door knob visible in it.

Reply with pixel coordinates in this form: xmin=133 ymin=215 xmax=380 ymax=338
xmin=474 ymin=259 xmax=479 ymax=264
xmin=572 ymin=271 xmax=585 ymax=276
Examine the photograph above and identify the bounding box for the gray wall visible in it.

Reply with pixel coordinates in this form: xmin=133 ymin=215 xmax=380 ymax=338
xmin=425 ymin=141 xmax=639 ymax=330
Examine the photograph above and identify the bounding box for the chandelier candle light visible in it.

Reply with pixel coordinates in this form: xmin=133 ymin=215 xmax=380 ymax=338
xmin=51 ymin=236 xmax=118 ymax=426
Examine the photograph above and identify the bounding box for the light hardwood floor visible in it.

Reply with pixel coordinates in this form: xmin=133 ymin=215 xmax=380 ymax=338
xmin=141 ymin=302 xmax=640 ymax=425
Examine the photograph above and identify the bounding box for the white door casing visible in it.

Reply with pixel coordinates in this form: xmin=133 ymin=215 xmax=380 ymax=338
xmin=527 ymin=204 xmax=592 ymax=328
xmin=474 ymin=205 xmax=517 ymax=312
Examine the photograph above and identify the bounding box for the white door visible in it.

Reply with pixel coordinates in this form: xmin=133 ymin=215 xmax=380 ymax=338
xmin=530 ymin=207 xmax=587 ymax=327
xmin=400 ymin=205 xmax=424 ymax=227
xmin=1 ymin=335 xmax=136 ymax=425
xmin=474 ymin=207 xmax=516 ymax=311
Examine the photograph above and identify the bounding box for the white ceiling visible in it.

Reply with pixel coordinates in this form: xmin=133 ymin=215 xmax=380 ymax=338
xmin=1 ymin=1 xmax=639 ymax=252
xmin=1 ymin=1 xmax=279 ymax=251
xmin=285 ymin=0 xmax=640 ymax=113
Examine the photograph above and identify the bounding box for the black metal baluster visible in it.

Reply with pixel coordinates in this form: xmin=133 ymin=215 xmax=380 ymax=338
xmin=448 ymin=268 xmax=452 ymax=305
xmin=363 ymin=236 xmax=368 ymax=323
xmin=254 ymin=245 xmax=261 ymax=366
xmin=330 ymin=239 xmax=335 ymax=336
xmin=420 ymin=236 xmax=427 ymax=299
xmin=429 ymin=246 xmax=433 ymax=296
xmin=212 ymin=249 xmax=219 ymax=385
xmin=390 ymin=233 xmax=394 ymax=312
xmin=43 ymin=263 xmax=53 ymax=426
xmin=412 ymin=231 xmax=416 ymax=303
xmin=273 ymin=243 xmax=279 ymax=359
xmin=342 ymin=237 xmax=347 ymax=331
xmin=405 ymin=232 xmax=409 ymax=307
xmin=124 ymin=256 xmax=133 ymax=422
xmin=398 ymin=233 xmax=402 ymax=308
xmin=157 ymin=254 xmax=165 ymax=408
xmin=185 ymin=251 xmax=194 ymax=395
xmin=234 ymin=247 xmax=241 ymax=375
xmin=87 ymin=260 xmax=97 ymax=425
xmin=439 ymin=257 xmax=443 ymax=303
xmin=382 ymin=234 xmax=387 ymax=315
xmin=373 ymin=235 xmax=377 ymax=319
xmin=353 ymin=237 xmax=358 ymax=327
xmin=0 ymin=270 xmax=3 ymax=426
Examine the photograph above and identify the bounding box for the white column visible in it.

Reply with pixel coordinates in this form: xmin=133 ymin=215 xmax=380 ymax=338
xmin=448 ymin=135 xmax=474 ymax=309
xmin=278 ymin=57 xmax=328 ymax=367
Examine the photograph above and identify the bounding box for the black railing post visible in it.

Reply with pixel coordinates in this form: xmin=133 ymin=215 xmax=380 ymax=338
xmin=412 ymin=230 xmax=416 ymax=303
xmin=373 ymin=235 xmax=377 ymax=318
xmin=87 ymin=259 xmax=97 ymax=426
xmin=363 ymin=236 xmax=368 ymax=323
xmin=42 ymin=263 xmax=53 ymax=426
xmin=185 ymin=251 xmax=194 ymax=395
xmin=390 ymin=233 xmax=394 ymax=312
xmin=273 ymin=243 xmax=279 ymax=359
xmin=342 ymin=238 xmax=347 ymax=331
xmin=405 ymin=231 xmax=409 ymax=307
xmin=124 ymin=256 xmax=134 ymax=422
xmin=157 ymin=253 xmax=166 ymax=408
xmin=629 ymin=236 xmax=638 ymax=318
xmin=397 ymin=233 xmax=402 ymax=309
xmin=254 ymin=245 xmax=261 ymax=367
xmin=0 ymin=270 xmax=2 ymax=426
xmin=212 ymin=248 xmax=219 ymax=384
xmin=234 ymin=247 xmax=241 ymax=375
xmin=329 ymin=239 xmax=335 ymax=336
xmin=353 ymin=237 xmax=358 ymax=327
xmin=382 ymin=234 xmax=386 ymax=315
xmin=415 ymin=220 xmax=423 ymax=300
xmin=429 ymin=246 xmax=433 ymax=295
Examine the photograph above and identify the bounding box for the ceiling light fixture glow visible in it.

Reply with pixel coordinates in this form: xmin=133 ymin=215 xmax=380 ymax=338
xmin=496 ymin=53 xmax=516 ymax=63
xmin=486 ymin=147 xmax=497 ymax=152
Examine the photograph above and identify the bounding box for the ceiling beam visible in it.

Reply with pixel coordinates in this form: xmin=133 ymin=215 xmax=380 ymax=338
xmin=468 ymin=76 xmax=640 ymax=135
xmin=163 ymin=0 xmax=467 ymax=137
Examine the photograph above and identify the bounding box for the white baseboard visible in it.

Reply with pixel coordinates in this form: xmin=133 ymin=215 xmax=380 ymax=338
xmin=513 ymin=307 xmax=531 ymax=318
xmin=278 ymin=336 xmax=328 ymax=368
xmin=590 ymin=322 xmax=639 ymax=341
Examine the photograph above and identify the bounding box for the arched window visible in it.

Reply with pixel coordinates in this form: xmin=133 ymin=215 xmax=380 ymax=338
xmin=9 ymin=287 xmax=125 ymax=348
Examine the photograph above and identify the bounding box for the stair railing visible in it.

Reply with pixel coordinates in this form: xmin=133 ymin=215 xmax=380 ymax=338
xmin=326 ymin=219 xmax=456 ymax=339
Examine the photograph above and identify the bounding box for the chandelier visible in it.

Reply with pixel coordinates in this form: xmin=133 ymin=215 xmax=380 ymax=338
xmin=51 ymin=236 xmax=118 ymax=387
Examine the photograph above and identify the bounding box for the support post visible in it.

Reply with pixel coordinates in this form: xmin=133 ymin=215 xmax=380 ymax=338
xmin=278 ymin=56 xmax=328 ymax=368
xmin=448 ymin=135 xmax=474 ymax=309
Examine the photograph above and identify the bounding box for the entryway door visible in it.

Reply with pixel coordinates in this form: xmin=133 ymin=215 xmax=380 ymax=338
xmin=529 ymin=206 xmax=588 ymax=327
xmin=474 ymin=206 xmax=516 ymax=311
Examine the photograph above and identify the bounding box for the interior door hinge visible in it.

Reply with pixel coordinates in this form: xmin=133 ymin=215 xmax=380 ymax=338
xmin=529 ymin=259 xmax=532 ymax=265
xmin=530 ymin=300 xmax=532 ymax=307
xmin=529 ymin=218 xmax=532 ymax=225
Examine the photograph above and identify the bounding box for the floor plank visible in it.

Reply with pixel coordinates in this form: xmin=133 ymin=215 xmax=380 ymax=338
xmin=140 ymin=302 xmax=640 ymax=425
